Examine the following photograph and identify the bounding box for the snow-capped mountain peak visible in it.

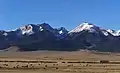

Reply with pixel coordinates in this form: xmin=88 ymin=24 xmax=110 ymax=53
xmin=69 ymin=22 xmax=114 ymax=36
xmin=1 ymin=22 xmax=120 ymax=38
xmin=69 ymin=22 xmax=97 ymax=33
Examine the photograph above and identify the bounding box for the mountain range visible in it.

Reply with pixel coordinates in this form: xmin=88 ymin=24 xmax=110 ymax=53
xmin=1 ymin=22 xmax=120 ymax=52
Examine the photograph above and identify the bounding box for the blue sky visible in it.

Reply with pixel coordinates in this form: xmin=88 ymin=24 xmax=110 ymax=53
xmin=0 ymin=0 xmax=120 ymax=30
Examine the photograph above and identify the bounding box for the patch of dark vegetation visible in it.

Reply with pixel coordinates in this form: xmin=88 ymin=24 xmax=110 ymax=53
xmin=56 ymin=67 xmax=58 ymax=69
xmin=0 ymin=60 xmax=57 ymax=63
xmin=67 ymin=61 xmax=81 ymax=63
xmin=62 ymin=62 xmax=66 ymax=63
xmin=100 ymin=60 xmax=109 ymax=63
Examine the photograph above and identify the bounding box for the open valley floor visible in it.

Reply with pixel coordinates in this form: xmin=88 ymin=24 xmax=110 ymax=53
xmin=0 ymin=51 xmax=120 ymax=73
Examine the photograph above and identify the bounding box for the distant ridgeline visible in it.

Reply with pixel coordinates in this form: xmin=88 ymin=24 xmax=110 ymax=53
xmin=0 ymin=22 xmax=120 ymax=52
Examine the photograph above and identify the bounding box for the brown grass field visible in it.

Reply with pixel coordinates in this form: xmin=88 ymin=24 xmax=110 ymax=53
xmin=0 ymin=50 xmax=120 ymax=73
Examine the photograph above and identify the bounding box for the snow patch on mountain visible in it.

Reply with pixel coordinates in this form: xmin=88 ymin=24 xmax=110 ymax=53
xmin=39 ymin=23 xmax=55 ymax=33
xmin=101 ymin=30 xmax=109 ymax=36
xmin=116 ymin=30 xmax=120 ymax=36
xmin=107 ymin=29 xmax=116 ymax=36
xmin=19 ymin=24 xmax=34 ymax=35
xmin=57 ymin=27 xmax=68 ymax=35
xmin=3 ymin=32 xmax=8 ymax=36
xmin=107 ymin=29 xmax=120 ymax=36
xmin=39 ymin=26 xmax=44 ymax=31
xmin=59 ymin=30 xmax=63 ymax=34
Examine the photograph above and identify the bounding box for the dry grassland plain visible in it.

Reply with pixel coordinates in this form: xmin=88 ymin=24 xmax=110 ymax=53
xmin=0 ymin=51 xmax=120 ymax=73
